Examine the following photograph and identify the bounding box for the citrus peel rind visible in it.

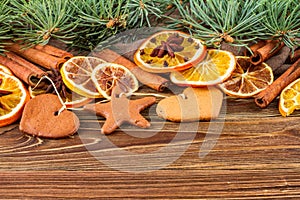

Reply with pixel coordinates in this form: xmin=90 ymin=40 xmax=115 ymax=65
xmin=0 ymin=64 xmax=13 ymax=75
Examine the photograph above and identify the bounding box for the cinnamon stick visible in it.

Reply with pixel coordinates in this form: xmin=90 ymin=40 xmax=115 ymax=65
xmin=0 ymin=52 xmax=46 ymax=86
xmin=254 ymin=58 xmax=300 ymax=108
xmin=289 ymin=48 xmax=300 ymax=63
xmin=220 ymin=42 xmax=246 ymax=56
xmin=250 ymin=40 xmax=284 ymax=65
xmin=265 ymin=46 xmax=290 ymax=72
xmin=244 ymin=40 xmax=267 ymax=56
xmin=34 ymin=44 xmax=73 ymax=59
xmin=92 ymin=49 xmax=169 ymax=92
xmin=273 ymin=64 xmax=291 ymax=76
xmin=6 ymin=42 xmax=66 ymax=69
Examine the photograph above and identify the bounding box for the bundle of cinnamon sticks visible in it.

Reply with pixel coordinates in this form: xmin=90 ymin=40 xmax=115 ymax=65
xmin=255 ymin=58 xmax=300 ymax=108
xmin=0 ymin=42 xmax=73 ymax=86
xmin=243 ymin=40 xmax=300 ymax=109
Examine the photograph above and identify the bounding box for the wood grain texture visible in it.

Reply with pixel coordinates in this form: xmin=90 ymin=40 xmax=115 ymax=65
xmin=1 ymin=39 xmax=300 ymax=198
xmin=1 ymin=94 xmax=300 ymax=199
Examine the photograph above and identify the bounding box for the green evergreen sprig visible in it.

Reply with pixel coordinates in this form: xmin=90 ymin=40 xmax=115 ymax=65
xmin=258 ymin=0 xmax=300 ymax=50
xmin=10 ymin=0 xmax=78 ymax=46
xmin=168 ymin=0 xmax=266 ymax=48
xmin=0 ymin=0 xmax=12 ymax=52
xmin=126 ymin=0 xmax=171 ymax=27
xmin=71 ymin=0 xmax=171 ymax=50
xmin=71 ymin=0 xmax=128 ymax=50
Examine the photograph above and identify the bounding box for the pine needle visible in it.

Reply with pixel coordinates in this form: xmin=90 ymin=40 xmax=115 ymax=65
xmin=71 ymin=0 xmax=171 ymax=50
xmin=258 ymin=0 xmax=300 ymax=51
xmin=0 ymin=0 xmax=12 ymax=52
xmin=10 ymin=0 xmax=78 ymax=46
xmin=168 ymin=0 xmax=266 ymax=48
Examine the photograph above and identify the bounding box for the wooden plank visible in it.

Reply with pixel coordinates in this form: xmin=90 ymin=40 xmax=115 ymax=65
xmin=1 ymin=89 xmax=300 ymax=198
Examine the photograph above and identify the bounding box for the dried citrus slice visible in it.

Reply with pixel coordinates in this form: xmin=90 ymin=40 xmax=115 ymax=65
xmin=279 ymin=78 xmax=300 ymax=117
xmin=219 ymin=56 xmax=273 ymax=98
xmin=91 ymin=63 xmax=139 ymax=100
xmin=170 ymin=49 xmax=236 ymax=86
xmin=60 ymin=56 xmax=106 ymax=98
xmin=63 ymin=92 xmax=92 ymax=108
xmin=134 ymin=30 xmax=206 ymax=73
xmin=0 ymin=72 xmax=30 ymax=127
xmin=28 ymin=86 xmax=92 ymax=108
xmin=0 ymin=64 xmax=13 ymax=75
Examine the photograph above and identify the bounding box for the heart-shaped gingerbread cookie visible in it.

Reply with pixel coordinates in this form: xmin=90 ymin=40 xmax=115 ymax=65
xmin=156 ymin=87 xmax=223 ymax=122
xmin=19 ymin=94 xmax=80 ymax=138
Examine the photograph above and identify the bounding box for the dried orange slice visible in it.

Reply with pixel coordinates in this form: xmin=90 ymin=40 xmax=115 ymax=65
xmin=279 ymin=78 xmax=300 ymax=117
xmin=91 ymin=63 xmax=139 ymax=100
xmin=64 ymin=92 xmax=92 ymax=108
xmin=219 ymin=56 xmax=273 ymax=98
xmin=134 ymin=30 xmax=206 ymax=73
xmin=170 ymin=49 xmax=236 ymax=86
xmin=60 ymin=56 xmax=106 ymax=98
xmin=28 ymin=86 xmax=92 ymax=108
xmin=0 ymin=64 xmax=13 ymax=75
xmin=0 ymin=72 xmax=30 ymax=127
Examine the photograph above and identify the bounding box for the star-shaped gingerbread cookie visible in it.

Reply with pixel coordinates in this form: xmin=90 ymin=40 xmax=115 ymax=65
xmin=84 ymin=85 xmax=156 ymax=134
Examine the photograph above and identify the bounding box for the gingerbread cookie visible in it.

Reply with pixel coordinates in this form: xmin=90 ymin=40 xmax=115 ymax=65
xmin=19 ymin=94 xmax=80 ymax=138
xmin=156 ymin=87 xmax=223 ymax=122
xmin=84 ymin=85 xmax=156 ymax=134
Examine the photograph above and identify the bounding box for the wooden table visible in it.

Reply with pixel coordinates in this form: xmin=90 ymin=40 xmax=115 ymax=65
xmin=1 ymin=90 xmax=300 ymax=199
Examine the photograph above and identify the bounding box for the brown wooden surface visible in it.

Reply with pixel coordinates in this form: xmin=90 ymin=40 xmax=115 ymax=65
xmin=1 ymin=89 xmax=300 ymax=199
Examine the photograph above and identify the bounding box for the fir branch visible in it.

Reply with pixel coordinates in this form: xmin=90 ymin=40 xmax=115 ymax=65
xmin=71 ymin=0 xmax=128 ymax=50
xmin=125 ymin=0 xmax=171 ymax=27
xmin=168 ymin=0 xmax=266 ymax=48
xmin=10 ymin=0 xmax=78 ymax=46
xmin=258 ymin=0 xmax=300 ymax=50
xmin=71 ymin=0 xmax=171 ymax=50
xmin=0 ymin=0 xmax=12 ymax=52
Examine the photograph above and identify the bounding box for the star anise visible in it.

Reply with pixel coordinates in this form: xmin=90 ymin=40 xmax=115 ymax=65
xmin=44 ymin=67 xmax=69 ymax=99
xmin=150 ymin=33 xmax=185 ymax=58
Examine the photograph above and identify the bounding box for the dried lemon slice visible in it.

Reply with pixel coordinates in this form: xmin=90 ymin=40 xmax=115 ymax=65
xmin=219 ymin=56 xmax=273 ymax=98
xmin=279 ymin=78 xmax=300 ymax=117
xmin=91 ymin=63 xmax=139 ymax=100
xmin=170 ymin=50 xmax=236 ymax=86
xmin=134 ymin=30 xmax=206 ymax=73
xmin=60 ymin=56 xmax=106 ymax=98
xmin=0 ymin=71 xmax=30 ymax=127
